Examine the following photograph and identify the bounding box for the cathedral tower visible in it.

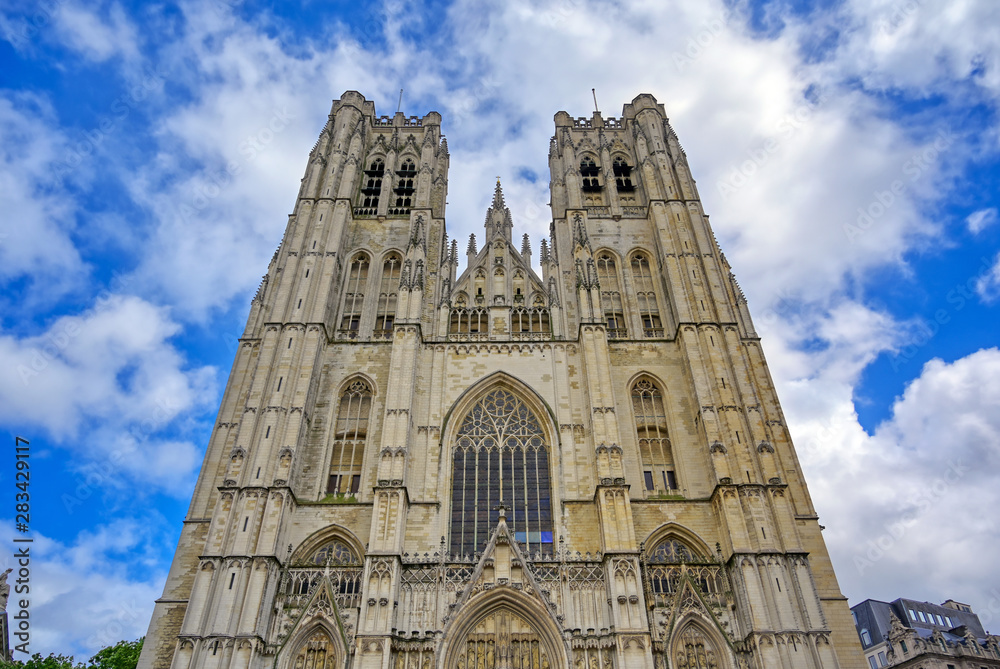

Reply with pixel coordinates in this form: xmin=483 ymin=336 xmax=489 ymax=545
xmin=139 ymin=92 xmax=865 ymax=669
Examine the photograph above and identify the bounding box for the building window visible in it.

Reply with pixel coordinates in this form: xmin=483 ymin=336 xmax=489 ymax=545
xmin=860 ymin=629 xmax=871 ymax=646
xmin=632 ymin=379 xmax=676 ymax=493
xmin=449 ymin=307 xmax=488 ymax=336
xmin=450 ymin=388 xmax=553 ymax=557
xmin=867 ymin=657 xmax=877 ymax=669
xmin=945 ymin=616 xmax=953 ymax=627
xmin=918 ymin=611 xmax=926 ymax=622
xmin=936 ymin=614 xmax=945 ymax=626
xmin=909 ymin=609 xmax=916 ymax=621
xmin=340 ymin=254 xmax=369 ymax=336
xmin=612 ymin=157 xmax=635 ymax=191
xmin=375 ymin=253 xmax=401 ymax=336
xmin=327 ymin=379 xmax=372 ymax=495
xmin=648 ymin=537 xmax=698 ymax=562
xmin=580 ymin=156 xmax=601 ymax=191
xmin=630 ymin=253 xmax=663 ymax=337
xmin=596 ymin=253 xmax=627 ymax=338
xmin=360 ymin=158 xmax=385 ymax=213
xmin=511 ymin=307 xmax=550 ymax=336
xmin=393 ymin=157 xmax=416 ymax=211
xmin=878 ymin=652 xmax=886 ymax=666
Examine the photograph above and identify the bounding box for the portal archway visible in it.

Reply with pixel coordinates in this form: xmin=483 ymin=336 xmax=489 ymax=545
xmin=443 ymin=599 xmax=565 ymax=669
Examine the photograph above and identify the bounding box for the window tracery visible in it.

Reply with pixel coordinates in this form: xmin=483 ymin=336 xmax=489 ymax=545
xmin=393 ymin=157 xmax=416 ymax=212
xmin=632 ymin=379 xmax=675 ymax=493
xmin=597 ymin=254 xmax=626 ymax=338
xmin=630 ymin=253 xmax=663 ymax=337
xmin=340 ymin=254 xmax=369 ymax=337
xmin=450 ymin=388 xmax=553 ymax=556
xmin=375 ymin=253 xmax=401 ymax=337
xmin=360 ymin=158 xmax=385 ymax=214
xmin=613 ymin=157 xmax=635 ymax=192
xmin=327 ymin=379 xmax=372 ymax=495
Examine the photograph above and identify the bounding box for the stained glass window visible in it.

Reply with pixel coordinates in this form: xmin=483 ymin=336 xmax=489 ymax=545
xmin=649 ymin=538 xmax=699 ymax=563
xmin=450 ymin=388 xmax=553 ymax=556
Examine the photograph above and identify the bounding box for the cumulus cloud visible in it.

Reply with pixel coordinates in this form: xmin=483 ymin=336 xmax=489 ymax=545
xmin=792 ymin=349 xmax=1000 ymax=611
xmin=52 ymin=2 xmax=140 ymax=63
xmin=0 ymin=93 xmax=88 ymax=308
xmin=2 ymin=518 xmax=167 ymax=659
xmin=0 ymin=294 xmax=216 ymax=494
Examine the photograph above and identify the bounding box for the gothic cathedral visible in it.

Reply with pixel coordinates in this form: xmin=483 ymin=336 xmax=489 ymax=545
xmin=138 ymin=92 xmax=865 ymax=669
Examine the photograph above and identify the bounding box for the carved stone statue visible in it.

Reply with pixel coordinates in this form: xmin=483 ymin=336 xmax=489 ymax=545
xmin=0 ymin=568 xmax=12 ymax=612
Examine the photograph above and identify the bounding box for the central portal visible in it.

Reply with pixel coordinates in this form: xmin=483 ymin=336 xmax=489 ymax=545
xmin=455 ymin=608 xmax=552 ymax=669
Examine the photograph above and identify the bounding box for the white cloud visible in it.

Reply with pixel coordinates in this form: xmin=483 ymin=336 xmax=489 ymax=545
xmin=975 ymin=252 xmax=1000 ymax=301
xmin=53 ymin=2 xmax=140 ymax=63
xmin=2 ymin=518 xmax=167 ymax=659
xmin=967 ymin=207 xmax=998 ymax=234
xmin=791 ymin=349 xmax=1000 ymax=612
xmin=0 ymin=93 xmax=88 ymax=307
xmin=0 ymin=294 xmax=216 ymax=494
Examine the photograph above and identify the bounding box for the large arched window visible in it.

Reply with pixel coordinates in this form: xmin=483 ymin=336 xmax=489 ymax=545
xmin=630 ymin=253 xmax=663 ymax=337
xmin=613 ymin=156 xmax=634 ymax=191
xmin=375 ymin=253 xmax=401 ymax=336
xmin=340 ymin=254 xmax=369 ymax=337
xmin=580 ymin=156 xmax=602 ymax=191
xmin=360 ymin=158 xmax=384 ymax=213
xmin=597 ymin=253 xmax=626 ymax=338
xmin=393 ymin=157 xmax=416 ymax=211
xmin=450 ymin=388 xmax=553 ymax=556
xmin=632 ymin=379 xmax=676 ymax=493
xmin=327 ymin=379 xmax=372 ymax=495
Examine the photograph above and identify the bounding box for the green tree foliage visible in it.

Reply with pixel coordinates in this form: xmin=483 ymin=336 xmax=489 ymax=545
xmin=1 ymin=639 xmax=142 ymax=669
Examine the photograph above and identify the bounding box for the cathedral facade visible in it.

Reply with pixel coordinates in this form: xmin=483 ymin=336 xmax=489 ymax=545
xmin=138 ymin=92 xmax=865 ymax=669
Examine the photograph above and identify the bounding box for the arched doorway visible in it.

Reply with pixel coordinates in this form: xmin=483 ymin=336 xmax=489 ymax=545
xmin=288 ymin=628 xmax=339 ymax=669
xmin=454 ymin=607 xmax=555 ymax=669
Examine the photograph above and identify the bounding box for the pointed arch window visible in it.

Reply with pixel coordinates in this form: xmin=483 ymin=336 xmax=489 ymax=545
xmin=613 ymin=157 xmax=635 ymax=192
xmin=327 ymin=379 xmax=372 ymax=495
xmin=360 ymin=158 xmax=385 ymax=213
xmin=632 ymin=379 xmax=676 ymax=493
xmin=631 ymin=253 xmax=663 ymax=337
xmin=450 ymin=388 xmax=553 ymax=556
xmin=375 ymin=253 xmax=401 ymax=337
xmin=580 ymin=156 xmax=602 ymax=191
xmin=340 ymin=254 xmax=369 ymax=337
xmin=393 ymin=158 xmax=416 ymax=211
xmin=597 ymin=253 xmax=626 ymax=338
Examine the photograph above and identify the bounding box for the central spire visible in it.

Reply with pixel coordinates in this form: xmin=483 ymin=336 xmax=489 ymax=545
xmin=484 ymin=177 xmax=513 ymax=241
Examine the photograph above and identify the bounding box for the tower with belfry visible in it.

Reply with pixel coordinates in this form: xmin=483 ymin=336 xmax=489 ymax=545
xmin=139 ymin=91 xmax=865 ymax=669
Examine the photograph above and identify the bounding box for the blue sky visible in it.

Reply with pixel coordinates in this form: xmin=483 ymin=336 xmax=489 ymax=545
xmin=1 ymin=0 xmax=999 ymax=658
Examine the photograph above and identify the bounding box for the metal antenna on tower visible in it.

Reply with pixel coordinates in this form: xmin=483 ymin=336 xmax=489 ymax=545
xmin=396 ymin=88 xmax=404 ymax=114
xmin=592 ymin=88 xmax=599 ymax=113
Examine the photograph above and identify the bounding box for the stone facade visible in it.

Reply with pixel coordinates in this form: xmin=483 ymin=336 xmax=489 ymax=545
xmin=137 ymin=91 xmax=866 ymax=669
